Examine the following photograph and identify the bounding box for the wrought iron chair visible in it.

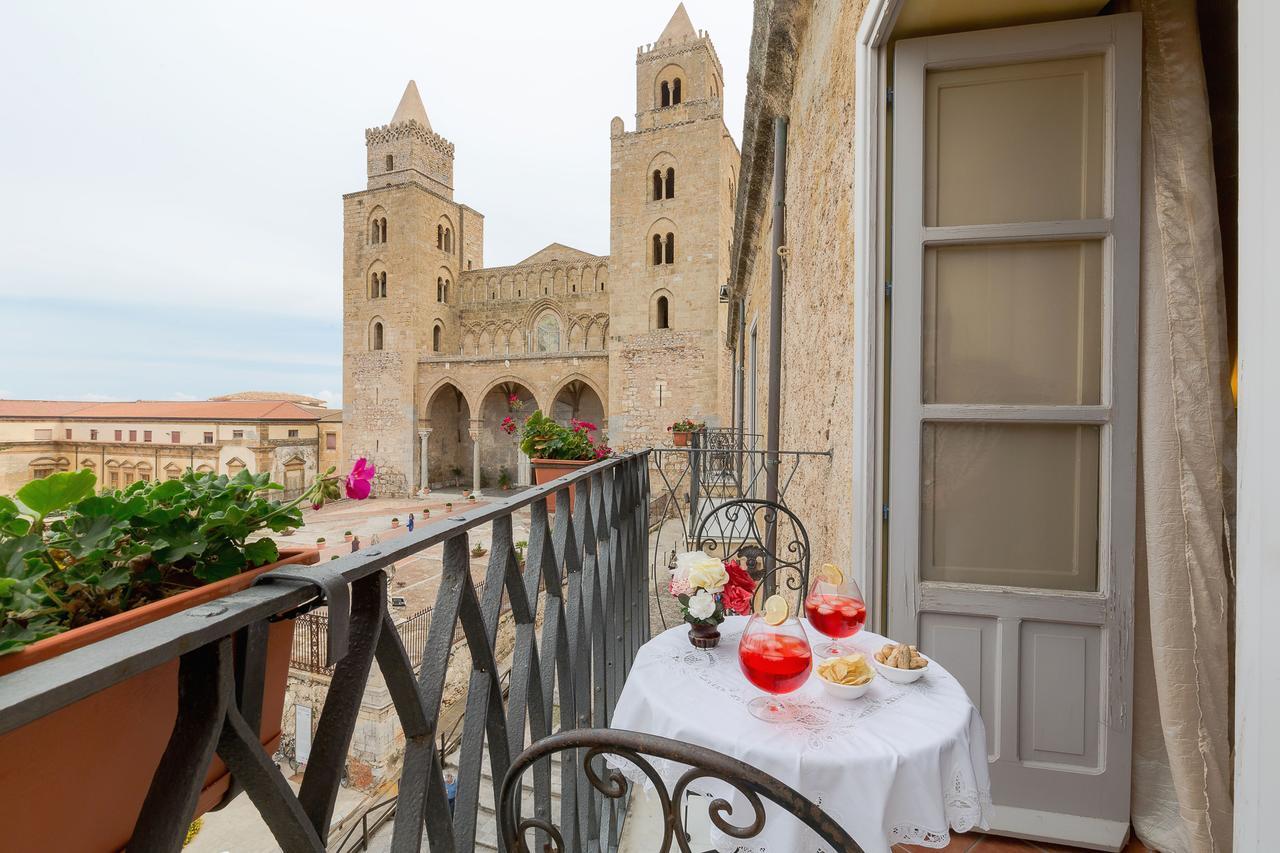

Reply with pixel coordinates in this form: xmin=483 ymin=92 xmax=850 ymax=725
xmin=499 ymin=728 xmax=862 ymax=853
xmin=691 ymin=498 xmax=811 ymax=610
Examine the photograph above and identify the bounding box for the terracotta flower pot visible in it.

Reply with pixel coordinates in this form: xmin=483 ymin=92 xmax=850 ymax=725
xmin=672 ymin=431 xmax=690 ymax=447
xmin=0 ymin=547 xmax=320 ymax=853
xmin=688 ymin=621 xmax=721 ymax=649
xmin=530 ymin=457 xmax=594 ymax=512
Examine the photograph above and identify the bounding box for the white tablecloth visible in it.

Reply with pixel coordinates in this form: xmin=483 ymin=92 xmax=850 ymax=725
xmin=609 ymin=616 xmax=992 ymax=853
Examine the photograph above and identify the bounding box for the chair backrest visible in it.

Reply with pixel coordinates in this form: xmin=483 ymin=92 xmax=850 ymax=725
xmin=499 ymin=727 xmax=863 ymax=853
xmin=691 ymin=498 xmax=811 ymax=609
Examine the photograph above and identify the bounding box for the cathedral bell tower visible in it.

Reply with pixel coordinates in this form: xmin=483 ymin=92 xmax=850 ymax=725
xmin=606 ymin=4 xmax=740 ymax=449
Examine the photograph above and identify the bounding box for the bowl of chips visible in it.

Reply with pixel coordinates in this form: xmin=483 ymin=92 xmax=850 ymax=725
xmin=872 ymin=643 xmax=929 ymax=684
xmin=815 ymin=652 xmax=876 ymax=699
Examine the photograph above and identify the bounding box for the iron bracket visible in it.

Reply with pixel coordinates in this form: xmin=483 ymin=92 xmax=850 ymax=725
xmin=254 ymin=563 xmax=351 ymax=664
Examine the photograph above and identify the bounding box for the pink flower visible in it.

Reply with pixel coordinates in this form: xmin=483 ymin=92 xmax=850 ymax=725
xmin=669 ymin=576 xmax=692 ymax=596
xmin=344 ymin=458 xmax=376 ymax=500
xmin=571 ymin=418 xmax=598 ymax=434
xmin=593 ymin=444 xmax=612 ymax=460
xmin=501 ymin=415 xmax=517 ymax=435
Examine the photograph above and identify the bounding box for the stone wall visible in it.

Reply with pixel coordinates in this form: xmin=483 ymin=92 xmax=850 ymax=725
xmin=735 ymin=0 xmax=865 ymax=566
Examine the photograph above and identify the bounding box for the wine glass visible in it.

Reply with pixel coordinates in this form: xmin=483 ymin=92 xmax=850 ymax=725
xmin=737 ymin=599 xmax=813 ymax=722
xmin=804 ymin=563 xmax=866 ymax=658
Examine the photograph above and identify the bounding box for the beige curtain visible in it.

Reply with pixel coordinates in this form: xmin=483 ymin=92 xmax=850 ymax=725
xmin=1131 ymin=1 xmax=1235 ymax=851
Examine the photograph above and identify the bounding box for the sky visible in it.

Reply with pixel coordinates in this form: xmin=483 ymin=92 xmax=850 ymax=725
xmin=0 ymin=1 xmax=751 ymax=406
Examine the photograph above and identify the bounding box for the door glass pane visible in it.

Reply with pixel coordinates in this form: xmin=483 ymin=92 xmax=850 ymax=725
xmin=923 ymin=241 xmax=1102 ymax=404
xmin=921 ymin=422 xmax=1099 ymax=591
xmin=926 ymin=56 xmax=1105 ymax=226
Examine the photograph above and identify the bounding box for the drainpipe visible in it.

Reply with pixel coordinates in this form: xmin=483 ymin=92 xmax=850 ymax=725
xmin=735 ymin=296 xmax=747 ymax=479
xmin=765 ymin=117 xmax=787 ymax=586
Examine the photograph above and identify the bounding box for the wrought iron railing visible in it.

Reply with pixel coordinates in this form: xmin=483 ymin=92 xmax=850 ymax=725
xmin=0 ymin=451 xmax=651 ymax=852
xmin=649 ymin=432 xmax=830 ymax=630
xmin=291 ymin=607 xmax=432 ymax=675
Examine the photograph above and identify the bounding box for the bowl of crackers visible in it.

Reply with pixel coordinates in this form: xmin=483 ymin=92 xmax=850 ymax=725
xmin=872 ymin=643 xmax=929 ymax=684
xmin=815 ymin=652 xmax=877 ymax=699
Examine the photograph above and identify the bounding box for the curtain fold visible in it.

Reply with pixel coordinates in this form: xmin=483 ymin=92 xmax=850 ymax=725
xmin=1131 ymin=1 xmax=1236 ymax=850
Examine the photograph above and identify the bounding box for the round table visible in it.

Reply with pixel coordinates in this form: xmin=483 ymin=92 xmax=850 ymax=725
xmin=609 ymin=615 xmax=992 ymax=853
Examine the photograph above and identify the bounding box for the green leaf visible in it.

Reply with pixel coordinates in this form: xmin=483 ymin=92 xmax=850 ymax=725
xmin=16 ymin=469 xmax=97 ymax=515
xmin=243 ymin=538 xmax=278 ymax=568
xmin=146 ymin=479 xmax=187 ymax=503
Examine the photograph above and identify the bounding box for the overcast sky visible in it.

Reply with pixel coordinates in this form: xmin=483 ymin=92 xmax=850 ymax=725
xmin=0 ymin=1 xmax=750 ymax=406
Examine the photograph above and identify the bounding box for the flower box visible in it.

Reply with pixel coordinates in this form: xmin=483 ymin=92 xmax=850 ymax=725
xmin=673 ymin=431 xmax=691 ymax=447
xmin=0 ymin=547 xmax=320 ymax=853
xmin=531 ymin=457 xmax=595 ymax=513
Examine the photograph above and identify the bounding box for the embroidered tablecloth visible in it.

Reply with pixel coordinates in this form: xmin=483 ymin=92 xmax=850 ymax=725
xmin=609 ymin=616 xmax=992 ymax=853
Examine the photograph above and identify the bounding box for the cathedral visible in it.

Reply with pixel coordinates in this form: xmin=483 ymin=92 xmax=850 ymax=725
xmin=342 ymin=4 xmax=739 ymax=496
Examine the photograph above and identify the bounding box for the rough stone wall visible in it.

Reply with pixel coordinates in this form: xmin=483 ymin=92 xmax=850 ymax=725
xmin=607 ymin=33 xmax=739 ymax=451
xmin=738 ymin=0 xmax=865 ymax=566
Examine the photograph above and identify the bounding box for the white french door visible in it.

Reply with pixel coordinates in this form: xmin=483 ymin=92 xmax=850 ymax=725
xmin=888 ymin=14 xmax=1140 ymax=849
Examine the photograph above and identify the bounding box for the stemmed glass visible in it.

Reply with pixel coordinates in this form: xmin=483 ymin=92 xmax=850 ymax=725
xmin=737 ymin=596 xmax=814 ymax=722
xmin=804 ymin=563 xmax=866 ymax=658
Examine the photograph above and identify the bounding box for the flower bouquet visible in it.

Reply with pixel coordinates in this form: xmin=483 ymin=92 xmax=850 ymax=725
xmin=670 ymin=551 xmax=757 ymax=648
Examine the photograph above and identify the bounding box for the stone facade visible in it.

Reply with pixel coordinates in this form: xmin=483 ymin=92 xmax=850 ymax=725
xmin=0 ymin=398 xmax=340 ymax=498
xmin=342 ymin=5 xmax=740 ymax=495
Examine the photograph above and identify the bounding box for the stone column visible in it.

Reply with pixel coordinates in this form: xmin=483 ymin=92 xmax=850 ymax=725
xmin=417 ymin=428 xmax=432 ymax=493
xmin=469 ymin=419 xmax=484 ymax=493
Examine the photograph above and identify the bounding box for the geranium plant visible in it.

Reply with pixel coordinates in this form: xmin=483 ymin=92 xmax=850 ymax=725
xmin=511 ymin=410 xmax=612 ymax=461
xmin=669 ymin=551 xmax=756 ymax=627
xmin=0 ymin=459 xmax=375 ymax=656
xmin=668 ymin=418 xmax=706 ymax=434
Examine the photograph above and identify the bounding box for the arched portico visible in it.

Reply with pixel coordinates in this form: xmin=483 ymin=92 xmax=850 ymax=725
xmin=478 ymin=380 xmax=538 ymax=488
xmin=421 ymin=380 xmax=473 ymax=492
xmin=551 ymin=376 xmax=607 ymax=436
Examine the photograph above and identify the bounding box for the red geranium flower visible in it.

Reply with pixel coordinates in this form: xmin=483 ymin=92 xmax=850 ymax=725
xmin=501 ymin=415 xmax=517 ymax=435
xmin=344 ymin=458 xmax=376 ymax=500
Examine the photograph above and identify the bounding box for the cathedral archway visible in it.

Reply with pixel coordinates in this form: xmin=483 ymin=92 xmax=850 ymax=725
xmin=423 ymin=381 xmax=473 ymax=490
xmin=479 ymin=380 xmax=538 ymax=488
xmin=551 ymin=378 xmax=607 ymax=437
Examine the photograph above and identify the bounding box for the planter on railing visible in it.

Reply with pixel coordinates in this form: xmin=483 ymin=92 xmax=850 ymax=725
xmin=0 ymin=547 xmax=320 ymax=853
xmin=530 ymin=457 xmax=594 ymax=511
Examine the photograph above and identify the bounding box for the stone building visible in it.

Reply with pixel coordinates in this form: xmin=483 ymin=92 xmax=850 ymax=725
xmin=342 ymin=4 xmax=740 ymax=496
xmin=0 ymin=398 xmax=340 ymax=498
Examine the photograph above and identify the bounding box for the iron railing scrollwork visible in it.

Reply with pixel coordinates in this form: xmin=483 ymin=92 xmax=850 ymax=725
xmin=499 ymin=728 xmax=863 ymax=853
xmin=692 ymin=498 xmax=812 ymax=609
xmin=0 ymin=452 xmax=651 ymax=852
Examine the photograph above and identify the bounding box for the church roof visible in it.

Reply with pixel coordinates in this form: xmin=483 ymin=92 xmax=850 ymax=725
xmin=391 ymin=80 xmax=432 ymax=130
xmin=657 ymin=3 xmax=697 ymax=45
xmin=512 ymin=243 xmax=604 ymax=267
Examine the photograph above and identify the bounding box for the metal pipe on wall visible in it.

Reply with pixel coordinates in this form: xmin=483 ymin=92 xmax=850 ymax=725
xmin=765 ymin=116 xmax=788 ymax=584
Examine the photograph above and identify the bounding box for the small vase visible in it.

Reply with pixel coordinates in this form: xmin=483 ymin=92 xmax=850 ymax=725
xmin=688 ymin=622 xmax=721 ymax=649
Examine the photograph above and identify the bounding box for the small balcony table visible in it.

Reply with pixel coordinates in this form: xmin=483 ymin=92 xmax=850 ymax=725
xmin=609 ymin=615 xmax=992 ymax=853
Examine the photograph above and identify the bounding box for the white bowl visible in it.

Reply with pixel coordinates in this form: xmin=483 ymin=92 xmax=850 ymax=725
xmin=817 ymin=671 xmax=875 ymax=700
xmin=872 ymin=657 xmax=929 ymax=684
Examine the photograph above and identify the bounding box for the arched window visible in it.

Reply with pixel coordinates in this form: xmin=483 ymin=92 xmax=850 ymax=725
xmin=533 ymin=312 xmax=561 ymax=353
xmin=445 ymin=279 xmax=451 ymax=302
xmin=653 ymin=170 xmax=663 ymax=201
xmin=437 ymin=277 xmax=444 ymax=302
xmin=600 ymin=279 xmax=606 ymax=291
xmin=432 ymin=324 xmax=442 ymax=352
xmin=665 ymin=167 xmax=675 ymax=198
xmin=370 ymin=221 xmax=380 ymax=244
xmin=656 ymin=295 xmax=670 ymax=329
xmin=444 ymin=228 xmax=453 ymax=253
xmin=665 ymin=232 xmax=675 ymax=265
xmin=385 ymin=154 xmax=394 ymax=170
xmin=379 ymin=271 xmax=387 ymax=298
xmin=372 ymin=322 xmax=384 ymax=351
xmin=437 ymin=224 xmax=444 ymax=249
xmin=660 ymin=80 xmax=671 ymax=108
xmin=672 ymin=78 xmax=682 ymax=104
xmin=652 ymin=234 xmax=663 ymax=265
xmin=379 ymin=218 xmax=387 ymax=242
xmin=370 ymin=272 xmax=380 ymax=298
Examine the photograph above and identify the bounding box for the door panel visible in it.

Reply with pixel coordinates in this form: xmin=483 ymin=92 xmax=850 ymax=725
xmin=890 ymin=14 xmax=1140 ymax=848
xmin=922 ymin=422 xmax=1100 ymax=590
xmin=926 ymin=55 xmax=1107 ymax=226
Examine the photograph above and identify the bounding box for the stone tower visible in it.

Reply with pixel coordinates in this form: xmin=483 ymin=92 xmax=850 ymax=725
xmin=607 ymin=4 xmax=739 ymax=450
xmin=342 ymin=81 xmax=484 ymax=495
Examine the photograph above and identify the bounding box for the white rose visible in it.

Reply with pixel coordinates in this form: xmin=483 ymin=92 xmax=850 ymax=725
xmin=674 ymin=550 xmax=711 ymax=575
xmin=686 ymin=556 xmax=729 ymax=593
xmin=686 ymin=589 xmax=717 ymax=621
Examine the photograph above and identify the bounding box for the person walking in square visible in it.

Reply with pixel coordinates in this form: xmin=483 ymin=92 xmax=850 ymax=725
xmin=407 ymin=512 xmax=415 ymax=533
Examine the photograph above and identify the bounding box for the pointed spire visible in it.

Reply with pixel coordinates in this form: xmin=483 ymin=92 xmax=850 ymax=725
xmin=391 ymin=80 xmax=431 ymax=130
xmin=657 ymin=3 xmax=696 ymax=45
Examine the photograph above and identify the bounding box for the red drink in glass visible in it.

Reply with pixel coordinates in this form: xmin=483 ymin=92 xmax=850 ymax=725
xmin=805 ymin=594 xmax=866 ymax=639
xmin=738 ymin=632 xmax=813 ymax=695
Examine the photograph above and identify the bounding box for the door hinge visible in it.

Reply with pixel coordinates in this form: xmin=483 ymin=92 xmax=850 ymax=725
xmin=882 ymin=504 xmax=890 ymax=521
xmin=886 ymin=87 xmax=894 ymax=106
xmin=885 ymin=280 xmax=893 ymax=300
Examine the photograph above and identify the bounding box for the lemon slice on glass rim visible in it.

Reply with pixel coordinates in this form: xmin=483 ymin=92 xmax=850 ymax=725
xmin=762 ymin=594 xmax=789 ymax=626
xmin=817 ymin=563 xmax=844 ymax=585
